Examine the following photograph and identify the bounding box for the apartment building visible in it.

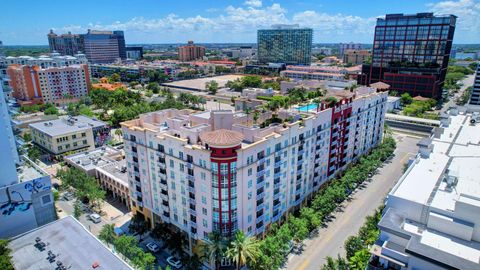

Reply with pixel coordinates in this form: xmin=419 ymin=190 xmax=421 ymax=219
xmin=178 ymin=41 xmax=206 ymax=62
xmin=29 ymin=116 xmax=109 ymax=155
xmin=121 ymin=87 xmax=387 ymax=242
xmin=370 ymin=112 xmax=480 ymax=270
xmin=338 ymin=42 xmax=363 ymax=57
xmin=7 ymin=63 xmax=91 ymax=105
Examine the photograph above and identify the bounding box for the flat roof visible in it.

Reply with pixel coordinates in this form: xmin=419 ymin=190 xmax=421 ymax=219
xmin=29 ymin=115 xmax=107 ymax=136
xmin=97 ymin=159 xmax=128 ymax=185
xmin=9 ymin=216 xmax=132 ymax=270
xmin=391 ymin=113 xmax=480 ymax=210
xmin=64 ymin=146 xmax=122 ymax=172
xmin=163 ymin=74 xmax=246 ymax=91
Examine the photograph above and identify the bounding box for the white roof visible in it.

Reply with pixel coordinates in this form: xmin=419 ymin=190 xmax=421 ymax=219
xmin=391 ymin=114 xmax=480 ymax=211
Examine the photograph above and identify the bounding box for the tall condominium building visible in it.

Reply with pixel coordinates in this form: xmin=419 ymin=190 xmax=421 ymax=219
xmin=0 ymin=83 xmax=19 ymax=186
xmin=178 ymin=41 xmax=205 ymax=62
xmin=338 ymin=42 xmax=363 ymax=57
xmin=48 ymin=29 xmax=126 ymax=63
xmin=257 ymin=24 xmax=313 ymax=65
xmin=469 ymin=65 xmax=480 ymax=105
xmin=358 ymin=13 xmax=456 ymax=99
xmin=369 ymin=112 xmax=480 ymax=270
xmin=121 ymin=87 xmax=387 ymax=242
xmin=7 ymin=64 xmax=91 ymax=105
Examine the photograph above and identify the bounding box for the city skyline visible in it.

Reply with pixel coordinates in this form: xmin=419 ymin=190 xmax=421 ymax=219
xmin=1 ymin=0 xmax=479 ymax=45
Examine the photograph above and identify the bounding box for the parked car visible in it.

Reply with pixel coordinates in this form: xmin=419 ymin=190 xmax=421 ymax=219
xmin=89 ymin=213 xmax=101 ymax=224
xmin=167 ymin=256 xmax=182 ymax=269
xmin=146 ymin=242 xmax=160 ymax=253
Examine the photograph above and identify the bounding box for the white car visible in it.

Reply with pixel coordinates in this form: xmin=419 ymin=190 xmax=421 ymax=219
xmin=166 ymin=256 xmax=182 ymax=269
xmin=146 ymin=242 xmax=159 ymax=253
xmin=89 ymin=213 xmax=101 ymax=224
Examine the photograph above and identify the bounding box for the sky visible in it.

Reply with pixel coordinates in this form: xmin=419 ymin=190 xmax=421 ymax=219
xmin=1 ymin=0 xmax=479 ymax=45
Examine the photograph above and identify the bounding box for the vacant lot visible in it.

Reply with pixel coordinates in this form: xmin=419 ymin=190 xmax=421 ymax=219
xmin=163 ymin=74 xmax=245 ymax=91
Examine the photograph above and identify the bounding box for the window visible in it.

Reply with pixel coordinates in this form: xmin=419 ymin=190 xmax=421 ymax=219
xmin=248 ymin=168 xmax=252 ymax=176
xmin=201 ymin=172 xmax=206 ymax=180
xmin=170 ymin=160 xmax=174 ymax=168
xmin=202 ymin=208 xmax=207 ymax=215
xmin=201 ymin=196 xmax=207 ymax=204
xmin=203 ymin=219 xmax=208 ymax=227
xmin=248 ymin=179 xmax=252 ymax=188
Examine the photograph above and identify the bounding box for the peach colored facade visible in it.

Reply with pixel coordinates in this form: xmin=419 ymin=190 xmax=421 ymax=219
xmin=178 ymin=41 xmax=205 ymax=62
xmin=7 ymin=64 xmax=91 ymax=106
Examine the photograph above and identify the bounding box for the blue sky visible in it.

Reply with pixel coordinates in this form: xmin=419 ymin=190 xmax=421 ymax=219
xmin=1 ymin=0 xmax=479 ymax=45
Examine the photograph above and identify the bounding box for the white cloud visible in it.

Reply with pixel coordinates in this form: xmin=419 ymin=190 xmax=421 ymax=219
xmin=427 ymin=0 xmax=480 ymax=42
xmin=244 ymin=0 xmax=262 ymax=8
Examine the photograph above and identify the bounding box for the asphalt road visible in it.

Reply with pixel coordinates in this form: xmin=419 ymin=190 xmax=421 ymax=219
xmin=284 ymin=133 xmax=421 ymax=270
xmin=441 ymin=74 xmax=475 ymax=113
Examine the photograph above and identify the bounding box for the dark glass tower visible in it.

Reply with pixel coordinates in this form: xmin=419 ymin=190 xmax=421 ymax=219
xmin=257 ymin=25 xmax=312 ymax=65
xmin=358 ymin=13 xmax=456 ymax=99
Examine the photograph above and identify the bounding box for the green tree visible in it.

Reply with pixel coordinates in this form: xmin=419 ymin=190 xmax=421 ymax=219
xmin=199 ymin=232 xmax=226 ymax=270
xmin=226 ymin=231 xmax=260 ymax=270
xmin=400 ymin=92 xmax=413 ymax=105
xmin=73 ymin=201 xmax=83 ymax=219
xmin=109 ymin=73 xmax=121 ymax=83
xmin=345 ymin=236 xmax=363 ymax=259
xmin=27 ymin=145 xmax=41 ymax=161
xmin=99 ymin=224 xmax=116 ymax=247
xmin=206 ymin=80 xmax=219 ymax=95
xmin=22 ymin=132 xmax=32 ymax=142
xmin=241 ymin=75 xmax=262 ymax=88
xmin=349 ymin=249 xmax=371 ymax=270
xmin=43 ymin=105 xmax=58 ymax=115
xmin=129 ymin=214 xmax=149 ymax=241
xmin=321 ymin=256 xmax=337 ymax=270
xmin=0 ymin=239 xmax=14 ymax=270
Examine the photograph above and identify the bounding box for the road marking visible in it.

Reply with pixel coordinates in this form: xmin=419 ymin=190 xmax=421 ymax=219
xmin=297 ymin=259 xmax=310 ymax=270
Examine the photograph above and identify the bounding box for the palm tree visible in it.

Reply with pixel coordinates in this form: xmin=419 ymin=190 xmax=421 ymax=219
xmin=199 ymin=232 xmax=226 ymax=270
xmin=313 ymin=98 xmax=322 ymax=112
xmin=98 ymin=224 xmax=115 ymax=247
xmin=226 ymin=231 xmax=260 ymax=270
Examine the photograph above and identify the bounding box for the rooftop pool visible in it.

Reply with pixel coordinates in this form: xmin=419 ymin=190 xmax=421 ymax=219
xmin=297 ymin=103 xmax=318 ymax=112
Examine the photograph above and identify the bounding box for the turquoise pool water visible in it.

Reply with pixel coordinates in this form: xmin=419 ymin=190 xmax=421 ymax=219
xmin=297 ymin=103 xmax=318 ymax=112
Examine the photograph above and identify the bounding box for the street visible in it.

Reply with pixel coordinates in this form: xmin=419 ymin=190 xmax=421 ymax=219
xmin=284 ymin=133 xmax=421 ymax=270
xmin=441 ymin=74 xmax=475 ymax=113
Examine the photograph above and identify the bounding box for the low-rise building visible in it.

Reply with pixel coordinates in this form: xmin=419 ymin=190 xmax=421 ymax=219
xmin=126 ymin=46 xmax=144 ymax=60
xmin=370 ymin=112 xmax=480 ymax=270
xmin=241 ymin=88 xmax=274 ymax=99
xmin=29 ymin=116 xmax=109 ymax=156
xmin=280 ymin=65 xmax=361 ymax=81
xmin=0 ymin=157 xmax=56 ymax=238
xmin=121 ymin=86 xmax=387 ymax=242
xmin=8 ymin=216 xmax=132 ymax=270
xmin=280 ymin=79 xmax=356 ymax=95
xmin=386 ymin=96 xmax=401 ymax=112
xmin=64 ymin=146 xmax=130 ymax=208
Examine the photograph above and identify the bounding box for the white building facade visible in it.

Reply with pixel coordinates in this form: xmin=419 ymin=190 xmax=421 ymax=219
xmin=121 ymin=88 xmax=387 ymax=241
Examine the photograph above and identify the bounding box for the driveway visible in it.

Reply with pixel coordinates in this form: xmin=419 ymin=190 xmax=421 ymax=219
xmin=284 ymin=133 xmax=421 ymax=270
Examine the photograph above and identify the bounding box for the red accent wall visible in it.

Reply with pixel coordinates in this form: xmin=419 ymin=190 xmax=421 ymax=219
xmin=327 ymin=99 xmax=352 ymax=176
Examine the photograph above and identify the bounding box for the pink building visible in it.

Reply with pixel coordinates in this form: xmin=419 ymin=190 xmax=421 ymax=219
xmin=121 ymin=87 xmax=387 ymax=250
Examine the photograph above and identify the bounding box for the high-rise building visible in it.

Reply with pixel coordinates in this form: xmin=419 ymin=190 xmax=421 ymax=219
xmin=358 ymin=13 xmax=456 ymax=99
xmin=126 ymin=46 xmax=144 ymax=60
xmin=0 ymin=83 xmax=19 ymax=186
xmin=369 ymin=112 xmax=480 ymax=270
xmin=48 ymin=29 xmax=126 ymax=63
xmin=338 ymin=42 xmax=362 ymax=57
xmin=7 ymin=64 xmax=91 ymax=106
xmin=178 ymin=41 xmax=205 ymax=62
xmin=121 ymin=87 xmax=387 ymax=242
xmin=257 ymin=24 xmax=312 ymax=65
xmin=469 ymin=65 xmax=480 ymax=105
xmin=47 ymin=30 xmax=84 ymax=56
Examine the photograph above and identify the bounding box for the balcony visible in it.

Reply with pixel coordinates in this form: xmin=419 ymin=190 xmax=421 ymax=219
xmin=189 ymin=208 xmax=197 ymax=216
xmin=274 ymin=171 xmax=282 ymax=179
xmin=273 ymin=192 xmax=281 ymax=200
xmin=274 ymin=160 xmax=282 ymax=168
xmin=274 ymin=182 xmax=281 ymax=189
xmin=188 ymin=186 xmax=195 ymax=193
xmin=187 ymin=174 xmax=194 ymax=181
xmin=256 ymin=204 xmax=263 ymax=212
xmin=186 ymin=162 xmax=193 ymax=169
xmin=159 ymin=163 xmax=166 ymax=170
xmin=156 ymin=152 xmax=165 ymax=158
xmin=257 ymin=157 xmax=265 ymax=165
xmin=298 ymin=149 xmax=305 ymax=156
xmin=273 ymin=202 xmax=281 ymax=211
xmin=256 ymin=170 xmax=265 ymax=178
